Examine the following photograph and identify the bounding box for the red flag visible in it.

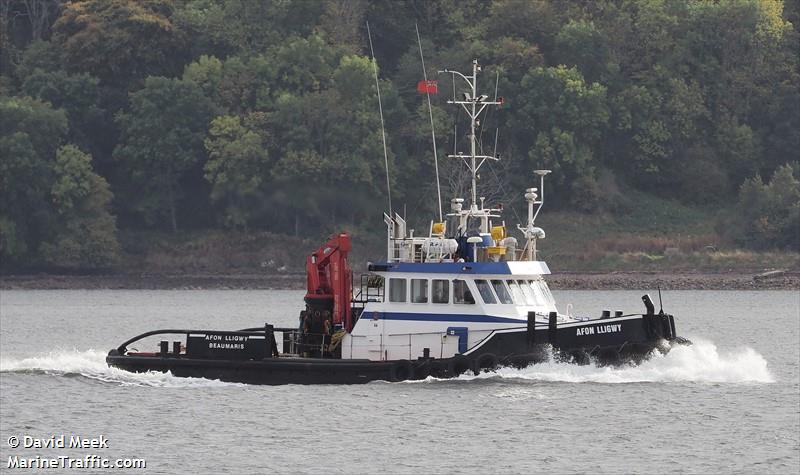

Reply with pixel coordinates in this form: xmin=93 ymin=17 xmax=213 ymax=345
xmin=417 ymin=80 xmax=438 ymax=94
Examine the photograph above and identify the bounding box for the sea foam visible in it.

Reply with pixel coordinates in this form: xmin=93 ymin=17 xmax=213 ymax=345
xmin=0 ymin=349 xmax=240 ymax=388
xmin=455 ymin=338 xmax=774 ymax=384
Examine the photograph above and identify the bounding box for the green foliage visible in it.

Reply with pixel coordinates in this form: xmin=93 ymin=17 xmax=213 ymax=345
xmin=0 ymin=132 xmax=43 ymax=262
xmin=2 ymin=0 xmax=800 ymax=271
xmin=21 ymin=69 xmax=107 ymax=156
xmin=114 ymin=76 xmax=216 ymax=232
xmin=555 ymin=20 xmax=612 ymax=83
xmin=204 ymin=115 xmax=268 ymax=230
xmin=174 ymin=0 xmax=323 ymax=58
xmin=52 ymin=0 xmax=188 ymax=88
xmin=0 ymin=96 xmax=68 ymax=265
xmin=40 ymin=145 xmax=120 ymax=269
xmin=0 ymin=95 xmax=68 ymax=159
xmin=13 ymin=40 xmax=63 ymax=80
xmin=514 ymin=65 xmax=608 ymax=209
xmin=730 ymin=164 xmax=800 ymax=250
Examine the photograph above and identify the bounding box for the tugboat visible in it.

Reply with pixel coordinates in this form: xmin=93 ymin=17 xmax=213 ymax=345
xmin=107 ymin=60 xmax=686 ymax=384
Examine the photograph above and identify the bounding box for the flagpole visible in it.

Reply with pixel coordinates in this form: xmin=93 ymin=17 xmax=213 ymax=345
xmin=416 ymin=23 xmax=442 ymax=222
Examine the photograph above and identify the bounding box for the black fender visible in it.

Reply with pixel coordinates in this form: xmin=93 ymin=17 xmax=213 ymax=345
xmin=413 ymin=360 xmax=432 ymax=380
xmin=447 ymin=354 xmax=471 ymax=377
xmin=389 ymin=359 xmax=414 ymax=382
xmin=568 ymin=349 xmax=591 ymax=365
xmin=472 ymin=352 xmax=499 ymax=373
xmin=595 ymin=348 xmax=622 ymax=366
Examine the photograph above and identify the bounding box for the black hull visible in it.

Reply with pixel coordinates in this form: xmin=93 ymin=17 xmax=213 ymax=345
xmin=106 ymin=312 xmax=685 ymax=385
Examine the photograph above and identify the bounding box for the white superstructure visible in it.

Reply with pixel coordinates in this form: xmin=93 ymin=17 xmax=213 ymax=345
xmin=342 ymin=60 xmax=577 ymax=361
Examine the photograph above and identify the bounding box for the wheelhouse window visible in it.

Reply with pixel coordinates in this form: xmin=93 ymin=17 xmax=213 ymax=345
xmin=389 ymin=278 xmax=407 ymax=302
xmin=475 ymin=279 xmax=497 ymax=304
xmin=506 ymin=280 xmax=524 ymax=304
xmin=432 ymin=279 xmax=449 ymax=303
xmin=517 ymin=279 xmax=539 ymax=305
xmin=491 ymin=279 xmax=514 ymax=304
xmin=526 ymin=280 xmax=544 ymax=305
xmin=453 ymin=279 xmax=475 ymax=304
xmin=411 ymin=279 xmax=428 ymax=303
xmin=530 ymin=279 xmax=555 ymax=306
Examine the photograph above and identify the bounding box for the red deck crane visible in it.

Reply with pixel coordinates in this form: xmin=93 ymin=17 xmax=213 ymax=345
xmin=304 ymin=233 xmax=353 ymax=332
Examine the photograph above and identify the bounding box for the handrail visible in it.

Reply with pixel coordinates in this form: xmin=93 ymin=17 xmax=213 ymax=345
xmin=116 ymin=328 xmax=274 ymax=353
xmin=238 ymin=326 xmax=297 ymax=333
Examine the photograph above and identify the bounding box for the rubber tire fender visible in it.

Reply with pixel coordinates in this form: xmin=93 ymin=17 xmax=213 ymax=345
xmin=472 ymin=352 xmax=499 ymax=374
xmin=413 ymin=360 xmax=431 ymax=380
xmin=447 ymin=354 xmax=471 ymax=377
xmin=429 ymin=360 xmax=447 ymax=379
xmin=389 ymin=359 xmax=414 ymax=382
xmin=596 ymin=348 xmax=621 ymax=367
xmin=569 ymin=349 xmax=591 ymax=366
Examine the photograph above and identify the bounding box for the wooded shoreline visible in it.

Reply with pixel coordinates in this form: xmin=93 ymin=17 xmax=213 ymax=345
xmin=2 ymin=271 xmax=797 ymax=291
xmin=2 ymin=1 xmax=798 ymax=273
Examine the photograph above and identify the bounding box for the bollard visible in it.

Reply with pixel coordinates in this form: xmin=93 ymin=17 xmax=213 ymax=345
xmin=548 ymin=312 xmax=558 ymax=344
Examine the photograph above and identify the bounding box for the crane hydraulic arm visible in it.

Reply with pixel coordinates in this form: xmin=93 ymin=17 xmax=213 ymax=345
xmin=304 ymin=233 xmax=353 ymax=332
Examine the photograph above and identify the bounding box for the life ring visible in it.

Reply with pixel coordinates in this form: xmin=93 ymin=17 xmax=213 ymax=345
xmin=389 ymin=360 xmax=414 ymax=382
xmin=447 ymin=355 xmax=471 ymax=377
xmin=472 ymin=353 xmax=499 ymax=374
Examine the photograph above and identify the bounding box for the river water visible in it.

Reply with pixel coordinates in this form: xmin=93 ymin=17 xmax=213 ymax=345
xmin=0 ymin=289 xmax=797 ymax=474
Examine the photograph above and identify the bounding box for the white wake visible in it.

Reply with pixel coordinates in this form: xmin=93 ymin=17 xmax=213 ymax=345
xmin=0 ymin=349 xmax=241 ymax=388
xmin=1 ymin=339 xmax=774 ymax=387
xmin=454 ymin=338 xmax=774 ymax=384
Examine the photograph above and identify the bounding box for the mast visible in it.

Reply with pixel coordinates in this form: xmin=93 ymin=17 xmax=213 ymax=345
xmin=441 ymin=60 xmax=503 ymax=211
xmin=518 ymin=169 xmax=550 ymax=260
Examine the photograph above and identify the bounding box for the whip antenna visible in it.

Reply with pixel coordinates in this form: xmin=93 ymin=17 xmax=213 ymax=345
xmin=366 ymin=21 xmax=392 ymax=215
xmin=657 ymin=285 xmax=664 ymax=314
xmin=415 ymin=23 xmax=443 ymax=222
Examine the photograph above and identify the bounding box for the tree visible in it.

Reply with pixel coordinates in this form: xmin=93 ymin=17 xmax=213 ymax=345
xmin=20 ymin=0 xmax=65 ymax=42
xmin=554 ymin=19 xmax=613 ymax=84
xmin=183 ymin=54 xmax=275 ymax=115
xmin=52 ymin=0 xmax=188 ymax=88
xmin=263 ymin=53 xmax=401 ymax=233
xmin=730 ymin=164 xmax=800 ymax=250
xmin=0 ymin=132 xmax=46 ymax=262
xmin=318 ymin=0 xmax=366 ymax=53
xmin=0 ymin=94 xmax=67 ymax=158
xmin=485 ymin=0 xmax=563 ymax=59
xmin=40 ymin=145 xmax=120 ymax=268
xmin=204 ymin=115 xmax=269 ymax=230
xmin=0 ymin=95 xmax=67 ymax=265
xmin=173 ymin=0 xmax=323 ymax=59
xmin=113 ymin=76 xmax=216 ymax=232
xmin=21 ymin=68 xmax=108 ymax=159
xmin=512 ymin=65 xmax=609 ymax=208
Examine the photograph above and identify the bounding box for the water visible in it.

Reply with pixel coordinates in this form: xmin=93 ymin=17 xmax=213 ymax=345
xmin=1 ymin=289 xmax=797 ymax=474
